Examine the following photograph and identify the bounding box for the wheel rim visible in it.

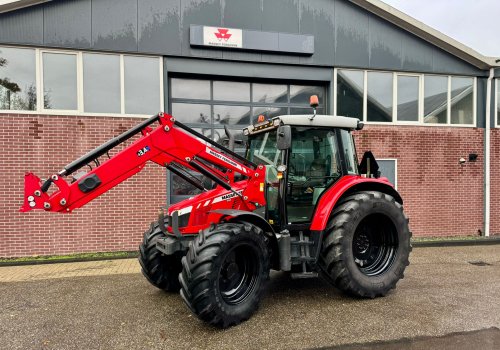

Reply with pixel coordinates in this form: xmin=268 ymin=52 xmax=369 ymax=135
xmin=218 ymin=243 xmax=261 ymax=305
xmin=352 ymin=214 xmax=398 ymax=276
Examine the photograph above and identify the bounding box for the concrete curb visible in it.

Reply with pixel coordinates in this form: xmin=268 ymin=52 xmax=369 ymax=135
xmin=1 ymin=238 xmax=499 ymax=267
xmin=0 ymin=251 xmax=138 ymax=267
xmin=412 ymin=237 xmax=500 ymax=248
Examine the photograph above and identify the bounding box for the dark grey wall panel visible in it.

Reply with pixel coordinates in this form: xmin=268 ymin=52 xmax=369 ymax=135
xmin=432 ymin=47 xmax=483 ymax=76
xmin=44 ymin=0 xmax=91 ymax=48
xmin=0 ymin=5 xmax=43 ymax=45
xmin=138 ymin=0 xmax=181 ymax=55
xmin=223 ymin=0 xmax=261 ymax=30
xmin=180 ymin=0 xmax=222 ymax=59
xmin=402 ymin=34 xmax=434 ymax=72
xmin=221 ymin=0 xmax=262 ymax=62
xmin=368 ymin=14 xmax=403 ymax=71
xmin=335 ymin=0 xmax=369 ymax=68
xmin=92 ymin=0 xmax=138 ymax=52
xmin=299 ymin=0 xmax=335 ymax=65
xmin=0 ymin=0 xmax=489 ymax=77
xmin=167 ymin=57 xmax=332 ymax=81
xmin=261 ymin=0 xmax=300 ymax=64
xmin=263 ymin=0 xmax=299 ymax=33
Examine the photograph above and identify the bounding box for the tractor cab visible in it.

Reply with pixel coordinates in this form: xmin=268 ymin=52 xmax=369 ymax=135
xmin=244 ymin=109 xmax=364 ymax=230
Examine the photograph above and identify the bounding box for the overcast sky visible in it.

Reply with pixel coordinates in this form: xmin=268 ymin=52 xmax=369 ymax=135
xmin=382 ymin=0 xmax=500 ymax=57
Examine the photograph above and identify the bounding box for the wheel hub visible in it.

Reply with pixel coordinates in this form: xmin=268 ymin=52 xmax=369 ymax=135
xmin=354 ymin=233 xmax=370 ymax=254
xmin=352 ymin=214 xmax=398 ymax=276
xmin=218 ymin=243 xmax=260 ymax=305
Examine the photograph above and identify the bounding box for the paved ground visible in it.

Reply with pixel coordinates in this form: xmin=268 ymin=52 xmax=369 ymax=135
xmin=0 ymin=245 xmax=499 ymax=350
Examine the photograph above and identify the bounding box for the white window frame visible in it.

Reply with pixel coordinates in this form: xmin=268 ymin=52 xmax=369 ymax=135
xmin=495 ymin=78 xmax=499 ymax=128
xmin=377 ymin=158 xmax=398 ymax=190
xmin=395 ymin=73 xmax=421 ymax=124
xmin=334 ymin=68 xmax=477 ymax=128
xmin=40 ymin=49 xmax=80 ymax=114
xmin=0 ymin=45 xmax=163 ymax=118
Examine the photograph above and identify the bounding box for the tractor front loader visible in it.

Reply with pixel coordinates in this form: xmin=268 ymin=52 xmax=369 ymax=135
xmin=21 ymin=98 xmax=411 ymax=328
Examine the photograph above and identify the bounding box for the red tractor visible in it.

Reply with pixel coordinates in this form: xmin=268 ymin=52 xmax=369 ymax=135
xmin=21 ymin=97 xmax=411 ymax=328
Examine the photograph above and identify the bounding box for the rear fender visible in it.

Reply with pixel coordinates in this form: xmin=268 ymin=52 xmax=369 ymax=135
xmin=310 ymin=175 xmax=402 ymax=231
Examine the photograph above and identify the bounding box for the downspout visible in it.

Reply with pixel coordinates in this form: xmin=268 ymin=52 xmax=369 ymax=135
xmin=484 ymin=68 xmax=494 ymax=237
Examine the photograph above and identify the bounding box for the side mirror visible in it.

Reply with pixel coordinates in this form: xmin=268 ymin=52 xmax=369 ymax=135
xmin=277 ymin=125 xmax=292 ymax=150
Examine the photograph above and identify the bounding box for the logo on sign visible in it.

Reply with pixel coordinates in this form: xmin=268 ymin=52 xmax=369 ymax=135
xmin=214 ymin=28 xmax=232 ymax=41
xmin=203 ymin=26 xmax=242 ymax=48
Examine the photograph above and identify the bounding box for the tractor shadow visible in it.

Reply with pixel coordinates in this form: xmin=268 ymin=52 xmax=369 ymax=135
xmin=264 ymin=270 xmax=345 ymax=302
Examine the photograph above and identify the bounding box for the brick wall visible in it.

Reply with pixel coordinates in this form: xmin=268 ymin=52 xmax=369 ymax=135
xmin=0 ymin=114 xmax=166 ymax=258
xmin=490 ymin=129 xmax=500 ymax=235
xmin=0 ymin=114 xmax=494 ymax=257
xmin=354 ymin=125 xmax=485 ymax=237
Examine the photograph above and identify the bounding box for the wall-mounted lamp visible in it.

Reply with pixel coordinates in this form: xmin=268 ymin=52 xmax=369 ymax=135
xmin=469 ymin=153 xmax=478 ymax=162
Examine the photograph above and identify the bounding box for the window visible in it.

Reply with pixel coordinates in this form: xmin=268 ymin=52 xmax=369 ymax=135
xmin=337 ymin=69 xmax=363 ymax=119
xmin=397 ymin=75 xmax=419 ymax=122
xmin=169 ymin=77 xmax=327 ymax=203
xmin=214 ymin=105 xmax=251 ymax=126
xmin=253 ymin=83 xmax=287 ymax=103
xmin=171 ymin=78 xmax=210 ymax=100
xmin=497 ymin=79 xmax=500 ymax=126
xmin=0 ymin=47 xmax=36 ymax=111
xmin=42 ymin=52 xmax=78 ymax=110
xmin=450 ymin=77 xmax=474 ymax=125
xmin=339 ymin=130 xmax=358 ymax=175
xmin=83 ymin=53 xmax=120 ymax=113
xmin=124 ymin=56 xmax=161 ymax=115
xmin=378 ymin=159 xmax=397 ymax=189
xmin=336 ymin=69 xmax=476 ymax=126
xmin=213 ymin=81 xmax=250 ymax=102
xmin=367 ymin=71 xmax=393 ymax=122
xmin=287 ymin=128 xmax=341 ymax=223
xmin=424 ymin=75 xmax=448 ymax=124
xmin=0 ymin=46 xmax=162 ymax=115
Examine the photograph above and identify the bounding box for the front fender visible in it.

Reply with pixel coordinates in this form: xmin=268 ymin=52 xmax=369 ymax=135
xmin=210 ymin=209 xmax=275 ymax=235
xmin=310 ymin=175 xmax=401 ymax=231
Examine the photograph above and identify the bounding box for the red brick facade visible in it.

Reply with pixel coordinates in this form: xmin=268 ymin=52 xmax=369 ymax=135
xmin=0 ymin=114 xmax=166 ymax=258
xmin=355 ymin=125 xmax=486 ymax=237
xmin=0 ymin=114 xmax=496 ymax=257
xmin=490 ymin=129 xmax=500 ymax=235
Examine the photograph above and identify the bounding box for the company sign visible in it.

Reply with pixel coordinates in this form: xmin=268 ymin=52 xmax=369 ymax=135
xmin=203 ymin=26 xmax=242 ymax=48
xmin=191 ymin=25 xmax=314 ymax=55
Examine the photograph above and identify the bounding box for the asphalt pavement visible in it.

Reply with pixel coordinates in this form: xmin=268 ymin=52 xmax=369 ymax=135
xmin=0 ymin=245 xmax=499 ymax=350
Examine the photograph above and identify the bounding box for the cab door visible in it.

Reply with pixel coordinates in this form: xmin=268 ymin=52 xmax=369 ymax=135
xmin=286 ymin=127 xmax=342 ymax=224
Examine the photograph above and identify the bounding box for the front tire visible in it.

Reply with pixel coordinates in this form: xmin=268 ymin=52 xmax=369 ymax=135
xmin=319 ymin=191 xmax=411 ymax=298
xmin=179 ymin=222 xmax=270 ymax=328
xmin=139 ymin=221 xmax=182 ymax=292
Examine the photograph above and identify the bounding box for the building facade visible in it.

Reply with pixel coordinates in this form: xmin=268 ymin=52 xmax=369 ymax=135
xmin=0 ymin=0 xmax=499 ymax=257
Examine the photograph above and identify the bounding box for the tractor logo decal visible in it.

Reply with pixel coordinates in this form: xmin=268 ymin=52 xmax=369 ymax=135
xmin=137 ymin=146 xmax=150 ymax=157
xmin=214 ymin=28 xmax=232 ymax=41
xmin=206 ymin=147 xmax=247 ymax=173
xmin=212 ymin=190 xmax=244 ymax=204
xmin=203 ymin=26 xmax=242 ymax=48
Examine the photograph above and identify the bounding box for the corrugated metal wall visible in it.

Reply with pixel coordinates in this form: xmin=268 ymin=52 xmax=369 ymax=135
xmin=0 ymin=0 xmax=484 ymax=75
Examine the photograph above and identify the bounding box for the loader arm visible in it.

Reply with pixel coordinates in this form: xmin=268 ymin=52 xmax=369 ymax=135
xmin=21 ymin=113 xmax=266 ymax=213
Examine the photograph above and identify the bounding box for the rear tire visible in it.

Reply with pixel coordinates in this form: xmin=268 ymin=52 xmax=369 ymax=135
xmin=319 ymin=191 xmax=411 ymax=298
xmin=139 ymin=221 xmax=182 ymax=292
xmin=179 ymin=222 xmax=270 ymax=328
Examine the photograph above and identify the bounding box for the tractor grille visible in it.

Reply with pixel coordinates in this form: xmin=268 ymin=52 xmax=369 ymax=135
xmin=168 ymin=213 xmax=191 ymax=228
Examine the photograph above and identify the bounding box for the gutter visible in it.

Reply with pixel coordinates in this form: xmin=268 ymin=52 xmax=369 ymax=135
xmin=484 ymin=68 xmax=495 ymax=237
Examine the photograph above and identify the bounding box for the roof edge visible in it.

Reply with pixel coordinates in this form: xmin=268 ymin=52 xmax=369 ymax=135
xmin=349 ymin=0 xmax=500 ymax=69
xmin=0 ymin=0 xmax=51 ymax=14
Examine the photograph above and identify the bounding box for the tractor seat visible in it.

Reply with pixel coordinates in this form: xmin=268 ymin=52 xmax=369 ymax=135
xmin=307 ymin=158 xmax=327 ymax=179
